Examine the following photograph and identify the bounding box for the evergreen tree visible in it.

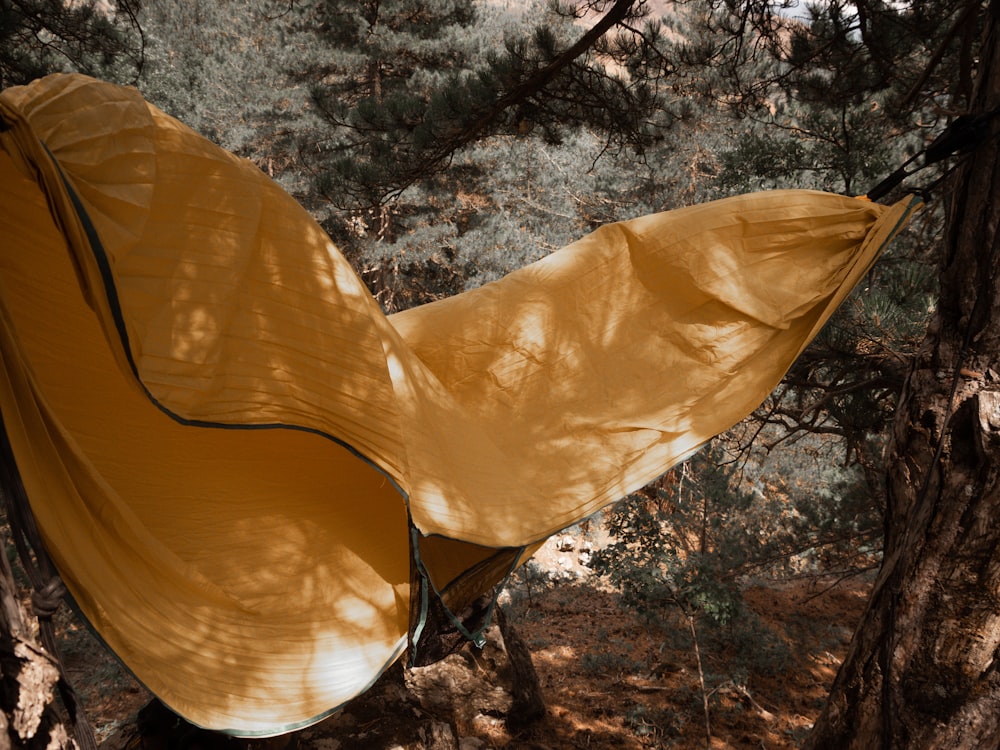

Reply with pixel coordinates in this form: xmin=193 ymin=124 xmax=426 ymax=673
xmin=678 ymin=0 xmax=954 ymax=501
xmin=672 ymin=0 xmax=1000 ymax=744
xmin=136 ymin=0 xmax=310 ymax=180
xmin=807 ymin=3 xmax=1000 ymax=744
xmin=292 ymin=0 xmax=485 ymax=210
xmin=294 ymin=0 xmax=675 ymax=212
xmin=0 ymin=0 xmax=143 ymax=87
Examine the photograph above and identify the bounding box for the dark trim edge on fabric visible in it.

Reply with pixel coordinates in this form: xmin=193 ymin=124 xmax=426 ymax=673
xmin=44 ymin=143 xmax=411 ymax=504
xmin=407 ymin=523 xmax=526 ymax=664
xmin=17 ymin=133 xmax=528 ymax=736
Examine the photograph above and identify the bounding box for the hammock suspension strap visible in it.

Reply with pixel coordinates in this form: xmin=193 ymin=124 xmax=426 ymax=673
xmin=866 ymin=106 xmax=1000 ymax=201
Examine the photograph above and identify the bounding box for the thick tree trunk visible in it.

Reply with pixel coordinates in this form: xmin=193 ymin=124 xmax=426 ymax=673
xmin=806 ymin=4 xmax=1000 ymax=748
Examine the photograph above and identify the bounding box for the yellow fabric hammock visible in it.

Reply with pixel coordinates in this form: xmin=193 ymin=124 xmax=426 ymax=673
xmin=0 ymin=74 xmax=919 ymax=735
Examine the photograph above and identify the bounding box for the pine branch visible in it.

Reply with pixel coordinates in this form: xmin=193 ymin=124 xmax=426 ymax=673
xmin=373 ymin=0 xmax=642 ymax=203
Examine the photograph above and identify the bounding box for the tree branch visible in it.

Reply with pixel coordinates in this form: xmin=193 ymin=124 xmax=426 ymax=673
xmin=385 ymin=0 xmax=641 ymax=200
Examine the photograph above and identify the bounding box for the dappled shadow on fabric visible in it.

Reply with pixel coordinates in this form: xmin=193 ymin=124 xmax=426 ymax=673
xmin=0 ymin=143 xmax=411 ymax=734
xmin=0 ymin=74 xmax=919 ymax=735
xmin=390 ymin=191 xmax=912 ymax=542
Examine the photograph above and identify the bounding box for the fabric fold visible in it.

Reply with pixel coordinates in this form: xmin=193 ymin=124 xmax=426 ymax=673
xmin=0 ymin=73 xmax=920 ymax=734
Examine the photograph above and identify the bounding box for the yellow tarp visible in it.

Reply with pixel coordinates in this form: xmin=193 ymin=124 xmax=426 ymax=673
xmin=0 ymin=74 xmax=918 ymax=735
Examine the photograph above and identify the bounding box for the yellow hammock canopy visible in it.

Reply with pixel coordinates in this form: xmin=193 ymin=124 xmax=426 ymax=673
xmin=0 ymin=74 xmax=919 ymax=735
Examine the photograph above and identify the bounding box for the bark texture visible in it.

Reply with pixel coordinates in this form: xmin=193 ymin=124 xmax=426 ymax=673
xmin=0 ymin=534 xmax=74 ymax=750
xmin=806 ymin=4 xmax=1000 ymax=748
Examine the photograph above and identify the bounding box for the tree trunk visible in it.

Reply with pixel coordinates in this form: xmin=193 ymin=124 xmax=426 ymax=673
xmin=0 ymin=531 xmax=73 ymax=749
xmin=493 ymin=606 xmax=546 ymax=731
xmin=806 ymin=4 xmax=1000 ymax=747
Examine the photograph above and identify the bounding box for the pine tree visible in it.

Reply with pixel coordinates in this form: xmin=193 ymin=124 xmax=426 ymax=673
xmin=136 ymin=0 xmax=308 ymax=176
xmin=293 ymin=0 xmax=673 ymax=212
xmin=680 ymin=0 xmax=957 ymax=500
xmin=807 ymin=3 xmax=1000 ymax=744
xmin=0 ymin=0 xmax=143 ymax=87
xmin=674 ymin=0 xmax=1000 ymax=744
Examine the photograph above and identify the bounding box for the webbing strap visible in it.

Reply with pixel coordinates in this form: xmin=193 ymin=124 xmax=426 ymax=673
xmin=407 ymin=523 xmax=524 ymax=664
xmin=866 ymin=106 xmax=1000 ymax=201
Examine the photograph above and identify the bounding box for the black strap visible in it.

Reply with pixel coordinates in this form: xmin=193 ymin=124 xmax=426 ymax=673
xmin=866 ymin=106 xmax=1000 ymax=201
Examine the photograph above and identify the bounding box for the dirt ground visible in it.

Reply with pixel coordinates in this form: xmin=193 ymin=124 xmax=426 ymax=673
xmin=508 ymin=578 xmax=868 ymax=749
xmin=57 ymin=536 xmax=870 ymax=750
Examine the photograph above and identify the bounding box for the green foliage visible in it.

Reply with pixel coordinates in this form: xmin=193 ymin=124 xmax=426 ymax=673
xmin=580 ymin=643 xmax=642 ymax=676
xmin=330 ymin=128 xmax=685 ymax=310
xmin=136 ymin=0 xmax=305 ymax=164
xmin=716 ymin=103 xmax=905 ymax=196
xmin=591 ymin=438 xmax=874 ymax=687
xmin=295 ymin=0 xmax=681 ymax=210
xmin=724 ymin=429 xmax=887 ymax=578
xmin=297 ymin=0 xmax=494 ymax=207
xmin=624 ymin=703 xmax=683 ymax=740
xmin=705 ymin=610 xmax=793 ymax=679
xmin=590 ymin=443 xmax=750 ymax=623
xmin=0 ymin=0 xmax=143 ymax=87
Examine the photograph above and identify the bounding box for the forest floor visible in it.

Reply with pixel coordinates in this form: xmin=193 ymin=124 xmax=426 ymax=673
xmin=57 ymin=534 xmax=871 ymax=750
xmin=508 ymin=577 xmax=868 ymax=749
